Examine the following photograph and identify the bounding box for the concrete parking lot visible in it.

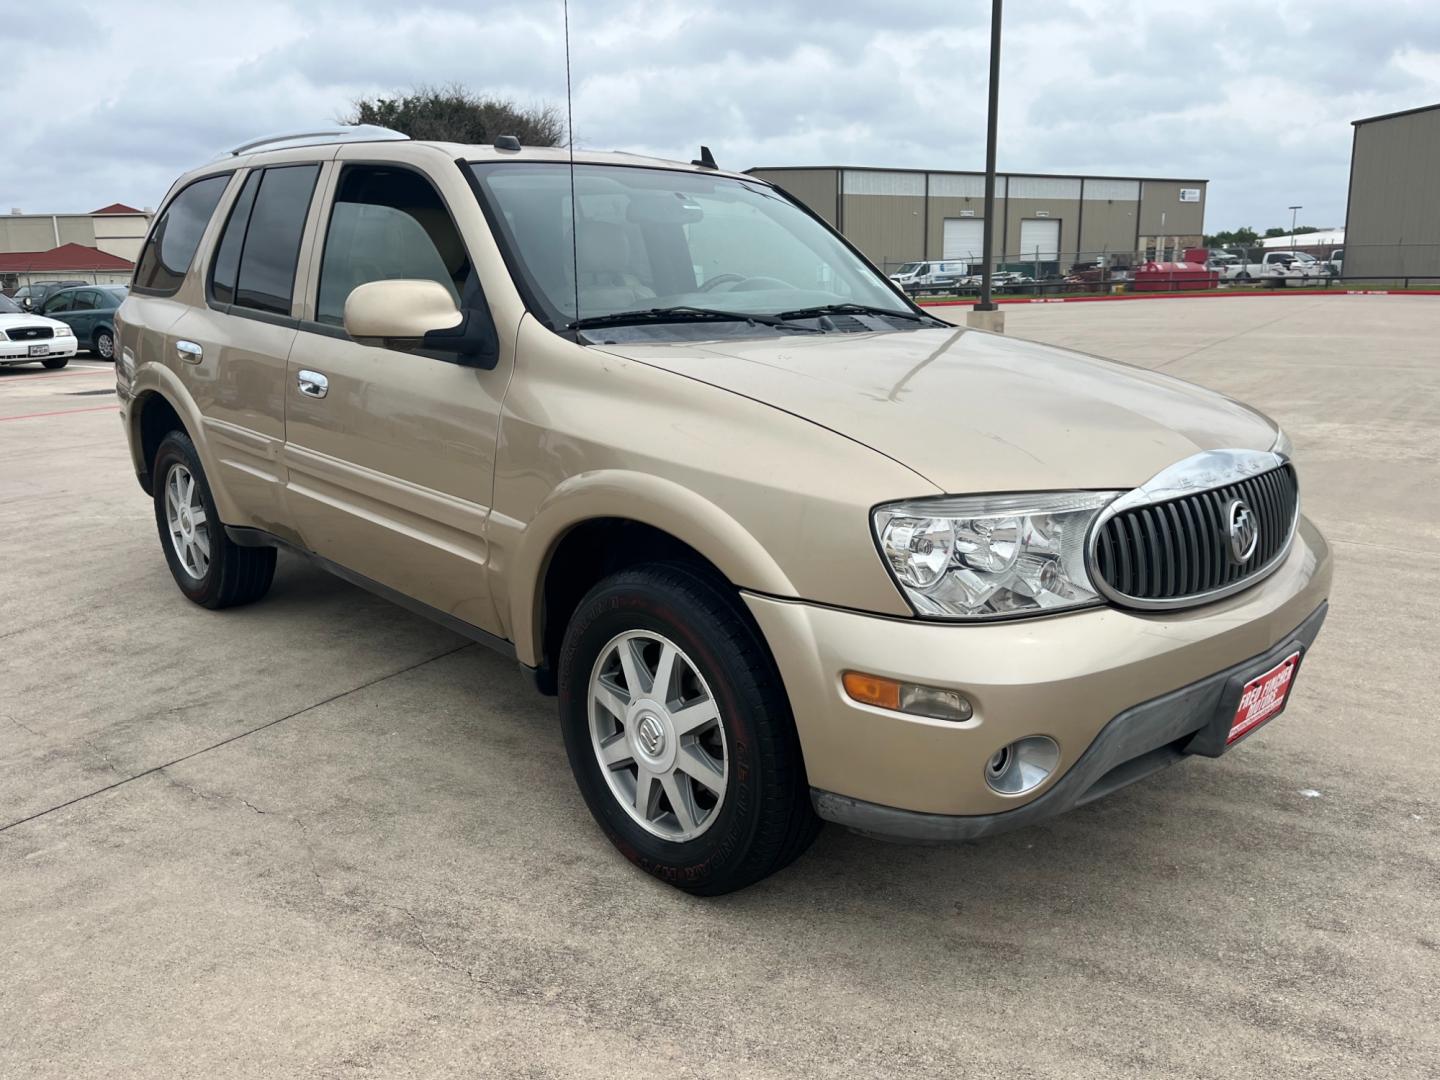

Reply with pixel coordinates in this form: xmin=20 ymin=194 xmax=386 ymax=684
xmin=2 ymin=296 xmax=1437 ymax=1079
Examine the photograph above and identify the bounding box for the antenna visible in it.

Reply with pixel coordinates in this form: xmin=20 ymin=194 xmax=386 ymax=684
xmin=563 ymin=0 xmax=580 ymax=332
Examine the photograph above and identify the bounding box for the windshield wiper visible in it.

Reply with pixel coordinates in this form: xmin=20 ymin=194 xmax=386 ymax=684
xmin=570 ymin=306 xmax=820 ymax=332
xmin=776 ymin=302 xmax=930 ymax=323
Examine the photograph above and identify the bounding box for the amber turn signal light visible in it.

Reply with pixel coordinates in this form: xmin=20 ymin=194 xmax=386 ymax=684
xmin=842 ymin=672 xmax=974 ymax=722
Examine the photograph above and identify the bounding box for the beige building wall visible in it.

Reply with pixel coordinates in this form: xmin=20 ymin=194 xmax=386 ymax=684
xmin=0 ymin=216 xmax=70 ymax=253
xmin=1137 ymin=181 xmax=1206 ymax=236
xmin=747 ymin=166 xmax=1205 ymax=271
xmin=92 ymin=214 xmax=151 ymax=261
xmin=749 ymin=168 xmax=839 ymax=225
xmin=1346 ymin=105 xmax=1440 ymax=278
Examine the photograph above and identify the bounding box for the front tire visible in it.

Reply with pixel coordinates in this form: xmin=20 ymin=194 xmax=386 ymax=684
xmin=558 ymin=564 xmax=820 ymax=895
xmin=41 ymin=357 xmax=68 ymax=370
xmin=151 ymin=430 xmax=276 ymax=609
xmin=93 ymin=330 xmax=115 ymax=361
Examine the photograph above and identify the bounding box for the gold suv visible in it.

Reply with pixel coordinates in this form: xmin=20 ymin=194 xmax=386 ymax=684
xmin=116 ymin=127 xmax=1331 ymax=893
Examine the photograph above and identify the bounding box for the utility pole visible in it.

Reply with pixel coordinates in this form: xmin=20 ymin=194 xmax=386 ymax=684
xmin=1289 ymin=205 xmax=1302 ymax=251
xmin=968 ymin=0 xmax=1005 ymax=333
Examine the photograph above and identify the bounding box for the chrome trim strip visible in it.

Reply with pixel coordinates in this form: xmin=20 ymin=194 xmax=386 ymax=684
xmin=1087 ymin=448 xmax=1300 ymax=612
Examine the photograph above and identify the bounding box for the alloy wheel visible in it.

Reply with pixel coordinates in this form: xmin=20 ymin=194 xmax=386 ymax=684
xmin=587 ymin=629 xmax=728 ymax=841
xmin=164 ymin=464 xmax=210 ymax=580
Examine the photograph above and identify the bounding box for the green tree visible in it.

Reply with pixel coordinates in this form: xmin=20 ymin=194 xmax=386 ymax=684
xmin=343 ymin=84 xmax=564 ymax=147
xmin=1263 ymin=225 xmax=1320 ymax=239
xmin=1204 ymin=227 xmax=1259 ymax=249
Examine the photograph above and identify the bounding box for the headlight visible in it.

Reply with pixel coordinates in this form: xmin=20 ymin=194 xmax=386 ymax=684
xmin=1271 ymin=427 xmax=1293 ymax=459
xmin=873 ymin=491 xmax=1121 ymax=619
xmin=53 ymin=325 xmax=74 ymax=336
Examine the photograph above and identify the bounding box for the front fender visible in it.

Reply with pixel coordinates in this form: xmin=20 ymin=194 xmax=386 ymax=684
xmin=493 ymin=469 xmax=799 ymax=668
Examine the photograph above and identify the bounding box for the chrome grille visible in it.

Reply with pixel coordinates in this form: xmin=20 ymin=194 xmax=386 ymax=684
xmin=1093 ymin=463 xmax=1298 ymax=606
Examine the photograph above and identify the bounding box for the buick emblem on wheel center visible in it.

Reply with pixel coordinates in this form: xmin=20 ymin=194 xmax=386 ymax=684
xmin=1227 ymin=498 xmax=1259 ymax=563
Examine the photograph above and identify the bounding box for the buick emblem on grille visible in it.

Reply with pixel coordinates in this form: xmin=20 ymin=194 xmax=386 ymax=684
xmin=1226 ymin=498 xmax=1259 ymax=564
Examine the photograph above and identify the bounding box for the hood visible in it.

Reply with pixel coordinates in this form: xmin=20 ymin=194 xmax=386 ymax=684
xmin=601 ymin=326 xmax=1278 ymax=494
xmin=0 ymin=313 xmax=68 ymax=331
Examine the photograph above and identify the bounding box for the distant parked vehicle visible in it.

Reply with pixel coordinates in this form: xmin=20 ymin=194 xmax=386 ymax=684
xmin=1222 ymin=251 xmax=1313 ymax=286
xmin=1327 ymin=249 xmax=1344 ymax=278
xmin=889 ymin=260 xmax=974 ymax=295
xmin=39 ymin=284 xmax=128 ymax=360
xmin=11 ymin=279 xmax=89 ymax=311
xmin=0 ymin=292 xmax=79 ymax=369
xmin=1207 ymin=251 xmax=1242 ymax=275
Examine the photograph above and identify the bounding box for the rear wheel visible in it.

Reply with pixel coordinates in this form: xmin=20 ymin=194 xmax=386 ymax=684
xmin=151 ymin=430 xmax=275 ymax=609
xmin=93 ymin=330 xmax=115 ymax=360
xmin=558 ymin=563 xmax=820 ymax=895
xmin=41 ymin=357 xmax=68 ymax=370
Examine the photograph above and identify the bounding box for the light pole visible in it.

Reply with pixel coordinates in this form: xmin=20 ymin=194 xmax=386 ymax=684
xmin=1289 ymin=205 xmax=1302 ymax=251
xmin=969 ymin=0 xmax=1005 ymax=332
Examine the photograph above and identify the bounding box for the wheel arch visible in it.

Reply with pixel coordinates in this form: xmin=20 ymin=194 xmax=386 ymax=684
xmin=127 ymin=366 xmax=208 ymax=498
xmin=506 ymin=470 xmax=799 ymax=680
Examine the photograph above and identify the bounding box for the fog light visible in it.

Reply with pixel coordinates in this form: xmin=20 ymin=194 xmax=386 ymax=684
xmin=842 ymin=672 xmax=973 ymax=722
xmin=984 ymin=736 xmax=1060 ymax=795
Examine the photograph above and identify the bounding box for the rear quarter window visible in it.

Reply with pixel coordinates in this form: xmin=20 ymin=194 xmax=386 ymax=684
xmin=132 ymin=173 xmax=232 ymax=296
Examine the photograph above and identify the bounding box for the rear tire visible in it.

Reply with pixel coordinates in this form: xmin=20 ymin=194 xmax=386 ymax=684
xmin=41 ymin=358 xmax=68 ymax=370
xmin=558 ymin=563 xmax=820 ymax=895
xmin=151 ymin=430 xmax=275 ymax=609
xmin=93 ymin=330 xmax=115 ymax=361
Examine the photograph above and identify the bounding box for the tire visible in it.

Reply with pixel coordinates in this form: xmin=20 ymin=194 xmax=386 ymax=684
xmin=558 ymin=563 xmax=820 ymax=895
xmin=151 ymin=430 xmax=276 ymax=609
xmin=93 ymin=329 xmax=115 ymax=361
xmin=41 ymin=357 xmax=68 ymax=370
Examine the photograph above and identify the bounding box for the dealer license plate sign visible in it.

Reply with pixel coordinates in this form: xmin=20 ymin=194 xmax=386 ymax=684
xmin=28 ymin=344 xmax=48 ymax=357
xmin=1228 ymin=651 xmax=1300 ymax=744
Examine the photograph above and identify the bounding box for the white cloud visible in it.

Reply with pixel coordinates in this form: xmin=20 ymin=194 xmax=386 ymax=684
xmin=2 ymin=0 xmax=1437 ymax=230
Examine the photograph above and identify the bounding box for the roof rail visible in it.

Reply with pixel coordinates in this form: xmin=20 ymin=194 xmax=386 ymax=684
xmin=223 ymin=124 xmax=409 ymax=157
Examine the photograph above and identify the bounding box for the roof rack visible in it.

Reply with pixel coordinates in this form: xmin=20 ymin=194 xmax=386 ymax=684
xmin=223 ymin=124 xmax=409 ymax=157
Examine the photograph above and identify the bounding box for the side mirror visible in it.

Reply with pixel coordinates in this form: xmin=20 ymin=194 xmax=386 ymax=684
xmin=343 ymin=279 xmax=500 ymax=368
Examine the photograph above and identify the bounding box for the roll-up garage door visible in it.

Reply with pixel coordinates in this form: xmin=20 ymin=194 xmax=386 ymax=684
xmin=1017 ymin=218 xmax=1060 ymax=264
xmin=942 ymin=217 xmax=985 ymax=262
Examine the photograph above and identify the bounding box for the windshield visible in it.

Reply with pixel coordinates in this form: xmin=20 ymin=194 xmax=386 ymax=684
xmin=0 ymin=294 xmax=19 ymax=315
xmin=469 ymin=162 xmax=911 ymax=334
xmin=893 ymin=262 xmax=923 ymax=276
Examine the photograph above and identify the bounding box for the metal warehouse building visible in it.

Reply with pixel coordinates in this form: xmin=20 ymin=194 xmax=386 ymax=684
xmin=747 ymin=166 xmax=1207 ymax=276
xmin=1344 ymin=103 xmax=1440 ymax=280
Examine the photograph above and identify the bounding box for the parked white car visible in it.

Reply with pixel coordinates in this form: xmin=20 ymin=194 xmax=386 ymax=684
xmin=0 ymin=293 xmax=79 ymax=369
xmin=1222 ymin=251 xmax=1314 ymax=286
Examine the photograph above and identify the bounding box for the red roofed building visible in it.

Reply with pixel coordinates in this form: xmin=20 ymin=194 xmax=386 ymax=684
xmin=0 ymin=203 xmax=151 ymax=291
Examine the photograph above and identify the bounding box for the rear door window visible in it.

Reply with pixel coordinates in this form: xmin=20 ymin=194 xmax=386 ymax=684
xmin=232 ymin=165 xmax=320 ymax=316
xmin=208 ymin=170 xmax=263 ymax=306
xmin=132 ymin=173 xmax=231 ymax=296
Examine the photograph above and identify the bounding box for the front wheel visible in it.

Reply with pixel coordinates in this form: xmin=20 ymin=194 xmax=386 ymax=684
xmin=93 ymin=330 xmax=115 ymax=360
xmin=151 ymin=430 xmax=276 ymax=609
xmin=558 ymin=564 xmax=820 ymax=895
xmin=41 ymin=357 xmax=68 ymax=370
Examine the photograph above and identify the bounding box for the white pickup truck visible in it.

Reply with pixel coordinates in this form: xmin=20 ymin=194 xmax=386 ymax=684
xmin=1223 ymin=251 xmax=1327 ymax=286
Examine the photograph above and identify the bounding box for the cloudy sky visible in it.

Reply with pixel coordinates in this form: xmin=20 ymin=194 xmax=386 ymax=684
xmin=5 ymin=0 xmax=1439 ymax=232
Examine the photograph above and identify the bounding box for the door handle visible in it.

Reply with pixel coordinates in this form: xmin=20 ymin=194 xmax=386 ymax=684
xmin=175 ymin=340 xmax=203 ymax=364
xmin=297 ymin=369 xmax=329 ymax=398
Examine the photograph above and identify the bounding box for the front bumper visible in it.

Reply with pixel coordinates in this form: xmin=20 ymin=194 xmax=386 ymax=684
xmin=0 ymin=337 xmax=77 ymax=363
xmin=743 ymin=514 xmax=1332 ymax=825
xmin=815 ymin=601 xmax=1327 ymax=841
